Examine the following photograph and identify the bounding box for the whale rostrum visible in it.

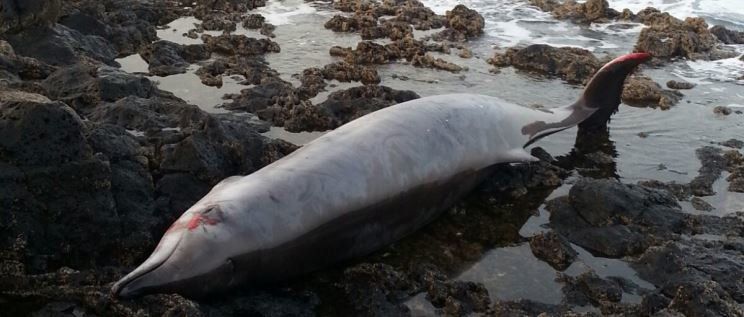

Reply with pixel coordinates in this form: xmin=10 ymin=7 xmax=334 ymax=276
xmin=112 ymin=52 xmax=651 ymax=298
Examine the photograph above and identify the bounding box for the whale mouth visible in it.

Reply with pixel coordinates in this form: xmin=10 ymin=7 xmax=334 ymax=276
xmin=112 ymin=256 xmax=169 ymax=298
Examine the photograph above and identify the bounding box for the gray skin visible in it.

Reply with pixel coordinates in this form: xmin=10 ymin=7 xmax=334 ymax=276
xmin=112 ymin=53 xmax=651 ymax=298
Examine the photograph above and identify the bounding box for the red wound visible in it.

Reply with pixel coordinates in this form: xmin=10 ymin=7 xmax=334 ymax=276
xmin=187 ymin=213 xmax=220 ymax=230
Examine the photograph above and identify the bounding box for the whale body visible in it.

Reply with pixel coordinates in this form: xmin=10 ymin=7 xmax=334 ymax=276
xmin=112 ymin=52 xmax=651 ymax=298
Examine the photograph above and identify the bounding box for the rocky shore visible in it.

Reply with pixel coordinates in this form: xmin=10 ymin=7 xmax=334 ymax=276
xmin=1 ymin=0 xmax=743 ymax=316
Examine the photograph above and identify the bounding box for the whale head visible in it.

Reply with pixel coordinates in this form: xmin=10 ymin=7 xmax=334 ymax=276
xmin=112 ymin=204 xmax=237 ymax=298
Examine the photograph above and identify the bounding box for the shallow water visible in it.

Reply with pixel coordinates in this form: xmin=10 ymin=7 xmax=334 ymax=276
xmin=115 ymin=0 xmax=744 ymax=309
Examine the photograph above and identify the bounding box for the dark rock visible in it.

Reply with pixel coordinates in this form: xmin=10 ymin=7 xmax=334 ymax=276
xmin=340 ymin=263 xmax=413 ymax=315
xmin=710 ymin=25 xmax=744 ymax=44
xmin=242 ymin=13 xmax=265 ymax=29
xmin=203 ymin=34 xmax=280 ymax=56
xmin=487 ymin=44 xmax=601 ymax=84
xmin=0 ymin=100 xmax=90 ymax=166
xmin=411 ymin=54 xmax=463 ymax=72
xmin=632 ymin=238 xmax=744 ymax=316
xmin=260 ymin=22 xmax=276 ymax=38
xmin=324 ymin=13 xmax=377 ymax=33
xmin=444 ymin=5 xmax=484 ymax=37
xmin=634 ymin=9 xmax=734 ymax=61
xmin=562 ymin=271 xmax=623 ymax=305
xmin=528 ymin=0 xmax=620 ymax=24
xmin=5 ymin=24 xmax=118 ymax=66
xmin=195 ymin=56 xmax=279 ymax=88
xmin=314 ymin=85 xmax=420 ymax=128
xmin=553 ymin=0 xmax=619 ymax=24
xmin=297 ymin=67 xmax=326 ymax=99
xmin=361 ymin=21 xmax=413 ymax=41
xmin=622 ymin=75 xmax=682 ymax=110
xmin=223 ymin=79 xmax=299 ymax=114
xmin=0 ymin=40 xmax=57 ymax=82
xmin=200 ymin=12 xmax=238 ymax=32
xmin=713 ymin=105 xmax=732 ymax=115
xmin=322 ymin=61 xmax=380 ymax=85
xmin=391 ymin=0 xmax=444 ymax=30
xmin=0 ymin=0 xmax=61 ymax=34
xmin=546 ymin=179 xmax=686 ymax=257
xmin=345 ymin=41 xmax=394 ymax=65
xmin=725 ymin=150 xmax=744 ymax=193
xmin=665 ymin=80 xmax=695 ymax=90
xmin=42 ymin=64 xmax=155 ymax=111
xmin=528 ymin=231 xmax=577 ymax=270
xmin=491 ymin=300 xmax=571 ymax=316
xmin=690 ymin=197 xmax=713 ymax=211
xmin=720 ymin=138 xmax=744 ymax=149
xmin=140 ymin=40 xmax=210 ymax=76
xmin=689 ymin=146 xmax=725 ymax=196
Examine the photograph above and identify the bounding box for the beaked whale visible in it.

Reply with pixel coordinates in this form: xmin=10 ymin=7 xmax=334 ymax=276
xmin=112 ymin=52 xmax=651 ymax=298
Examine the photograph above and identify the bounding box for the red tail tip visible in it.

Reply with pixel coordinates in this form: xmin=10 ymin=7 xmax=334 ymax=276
xmin=614 ymin=52 xmax=652 ymax=63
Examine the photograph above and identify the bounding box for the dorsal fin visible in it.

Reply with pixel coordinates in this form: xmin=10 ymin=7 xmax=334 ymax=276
xmin=522 ymin=52 xmax=651 ymax=147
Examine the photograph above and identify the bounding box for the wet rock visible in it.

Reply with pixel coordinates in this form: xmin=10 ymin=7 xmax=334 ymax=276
xmin=345 ymin=41 xmax=394 ymax=65
xmin=362 ymin=21 xmax=413 ymax=41
xmin=193 ymin=0 xmax=266 ymax=18
xmin=411 ymin=54 xmax=463 ymax=72
xmin=0 ymin=40 xmax=56 ymax=83
xmin=549 ymin=0 xmax=619 ymax=24
xmin=195 ymin=56 xmax=279 ymax=88
xmin=710 ymin=25 xmax=744 ymax=44
xmin=140 ymin=41 xmax=210 ymax=76
xmin=632 ymin=238 xmax=744 ymax=316
xmin=634 ymin=9 xmax=734 ymax=61
xmin=324 ymin=13 xmax=377 ymax=33
xmin=222 ymin=79 xmax=301 ymax=118
xmin=444 ymin=5 xmax=484 ymax=37
xmin=58 ymin=0 xmax=164 ymax=57
xmin=391 ymin=0 xmax=445 ymax=30
xmin=665 ymin=80 xmax=695 ymax=90
xmin=242 ymin=13 xmax=265 ymax=29
xmin=488 ymin=44 xmax=601 ymax=84
xmin=528 ymin=231 xmax=577 ymax=270
xmin=562 ymin=271 xmax=623 ymax=306
xmin=42 ymin=64 xmax=155 ymax=111
xmin=690 ymin=197 xmax=713 ymax=211
xmin=340 ymin=263 xmax=413 ymax=315
xmin=203 ymin=34 xmax=280 ymax=57
xmin=200 ymin=13 xmax=238 ymax=32
xmin=725 ymin=150 xmax=744 ymax=193
xmin=315 ymin=85 xmax=419 ymax=127
xmin=5 ymin=24 xmax=118 ymax=66
xmin=0 ymin=98 xmax=126 ymax=272
xmin=491 ymin=300 xmax=573 ymax=316
xmin=260 ymin=23 xmax=276 ymax=38
xmin=322 ymin=61 xmax=380 ymax=85
xmin=713 ymin=105 xmax=732 ymax=115
xmin=689 ymin=146 xmax=725 ymax=196
xmin=622 ymin=75 xmax=682 ymax=110
xmin=0 ymin=0 xmax=61 ymax=34
xmin=546 ymin=178 xmax=685 ymax=257
xmin=720 ymin=138 xmax=744 ymax=149
xmin=296 ymin=67 xmax=326 ymax=99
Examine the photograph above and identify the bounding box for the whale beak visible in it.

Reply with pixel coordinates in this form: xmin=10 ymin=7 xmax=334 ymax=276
xmin=112 ymin=227 xmax=184 ymax=298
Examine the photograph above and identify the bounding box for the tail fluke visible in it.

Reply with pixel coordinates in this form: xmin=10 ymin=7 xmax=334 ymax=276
xmin=577 ymin=52 xmax=651 ymax=130
xmin=521 ymin=52 xmax=651 ymax=147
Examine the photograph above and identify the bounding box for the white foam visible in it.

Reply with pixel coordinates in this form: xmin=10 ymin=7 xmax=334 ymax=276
xmin=251 ymin=0 xmax=318 ymax=26
xmin=672 ymin=55 xmax=744 ymax=83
